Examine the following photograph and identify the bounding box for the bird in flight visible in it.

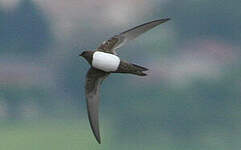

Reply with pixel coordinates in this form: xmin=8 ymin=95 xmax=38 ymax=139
xmin=80 ymin=18 xmax=170 ymax=144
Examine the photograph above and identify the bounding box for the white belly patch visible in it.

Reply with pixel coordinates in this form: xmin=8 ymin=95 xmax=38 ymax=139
xmin=92 ymin=51 xmax=120 ymax=72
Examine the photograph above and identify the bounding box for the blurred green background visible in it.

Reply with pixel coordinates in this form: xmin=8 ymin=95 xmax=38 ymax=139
xmin=0 ymin=0 xmax=241 ymax=149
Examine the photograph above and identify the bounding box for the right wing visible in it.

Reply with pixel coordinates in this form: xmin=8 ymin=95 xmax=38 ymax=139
xmin=85 ymin=68 xmax=109 ymax=144
xmin=97 ymin=18 xmax=170 ymax=54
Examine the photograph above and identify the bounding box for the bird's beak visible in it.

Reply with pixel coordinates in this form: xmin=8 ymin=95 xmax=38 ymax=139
xmin=79 ymin=53 xmax=82 ymax=56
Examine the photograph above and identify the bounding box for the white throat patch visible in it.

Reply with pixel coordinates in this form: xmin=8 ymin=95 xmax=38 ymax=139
xmin=92 ymin=51 xmax=120 ymax=72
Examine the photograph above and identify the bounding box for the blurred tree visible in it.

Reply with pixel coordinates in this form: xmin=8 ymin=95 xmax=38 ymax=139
xmin=0 ymin=0 xmax=54 ymax=119
xmin=0 ymin=0 xmax=52 ymax=56
xmin=162 ymin=0 xmax=241 ymax=43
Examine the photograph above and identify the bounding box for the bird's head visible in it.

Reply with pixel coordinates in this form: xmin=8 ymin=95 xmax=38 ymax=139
xmin=79 ymin=50 xmax=94 ymax=64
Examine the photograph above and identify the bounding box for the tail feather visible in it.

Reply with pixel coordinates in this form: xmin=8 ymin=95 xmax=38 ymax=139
xmin=132 ymin=63 xmax=148 ymax=76
xmin=132 ymin=64 xmax=148 ymax=71
xmin=137 ymin=72 xmax=147 ymax=76
xmin=115 ymin=61 xmax=148 ymax=76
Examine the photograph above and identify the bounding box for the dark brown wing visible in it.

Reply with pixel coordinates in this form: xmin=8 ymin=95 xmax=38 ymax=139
xmin=97 ymin=37 xmax=119 ymax=54
xmin=85 ymin=68 xmax=109 ymax=144
xmin=97 ymin=18 xmax=170 ymax=55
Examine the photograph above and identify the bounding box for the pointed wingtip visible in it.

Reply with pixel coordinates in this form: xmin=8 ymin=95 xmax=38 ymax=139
xmin=88 ymin=112 xmax=102 ymax=144
xmin=162 ymin=18 xmax=171 ymax=22
xmin=93 ymin=130 xmax=101 ymax=144
xmin=96 ymin=137 xmax=101 ymax=144
xmin=152 ymin=18 xmax=170 ymax=25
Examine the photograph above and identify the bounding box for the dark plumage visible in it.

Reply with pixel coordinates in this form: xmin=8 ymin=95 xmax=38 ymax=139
xmin=80 ymin=18 xmax=170 ymax=144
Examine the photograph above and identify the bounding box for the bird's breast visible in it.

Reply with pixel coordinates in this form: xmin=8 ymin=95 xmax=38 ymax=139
xmin=92 ymin=51 xmax=120 ymax=72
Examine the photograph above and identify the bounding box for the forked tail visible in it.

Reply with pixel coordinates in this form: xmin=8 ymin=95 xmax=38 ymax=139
xmin=131 ymin=63 xmax=149 ymax=76
xmin=115 ymin=61 xmax=149 ymax=76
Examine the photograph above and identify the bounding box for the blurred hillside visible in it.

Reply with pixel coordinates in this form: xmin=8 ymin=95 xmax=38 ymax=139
xmin=0 ymin=0 xmax=241 ymax=149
